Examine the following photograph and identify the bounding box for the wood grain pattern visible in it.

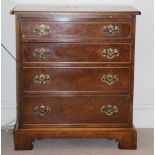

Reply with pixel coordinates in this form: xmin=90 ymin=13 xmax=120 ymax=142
xmin=21 ymin=22 xmax=132 ymax=42
xmin=22 ymin=95 xmax=130 ymax=127
xmin=22 ymin=43 xmax=131 ymax=63
xmin=12 ymin=6 xmax=140 ymax=150
xmin=22 ymin=67 xmax=130 ymax=92
xmin=14 ymin=127 xmax=137 ymax=150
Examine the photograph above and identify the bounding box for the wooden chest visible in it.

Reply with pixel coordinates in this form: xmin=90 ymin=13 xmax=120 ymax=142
xmin=12 ymin=5 xmax=140 ymax=150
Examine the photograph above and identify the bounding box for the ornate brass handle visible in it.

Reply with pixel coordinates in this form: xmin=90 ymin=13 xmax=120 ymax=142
xmin=33 ymin=24 xmax=50 ymax=36
xmin=34 ymin=74 xmax=50 ymax=86
xmin=34 ymin=105 xmax=51 ymax=116
xmin=101 ymin=48 xmax=119 ymax=59
xmin=33 ymin=48 xmax=50 ymax=59
xmin=103 ymin=25 xmax=119 ymax=35
xmin=101 ymin=105 xmax=118 ymax=116
xmin=101 ymin=74 xmax=119 ymax=85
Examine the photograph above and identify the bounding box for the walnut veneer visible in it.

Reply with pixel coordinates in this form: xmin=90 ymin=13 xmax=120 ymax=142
xmin=12 ymin=5 xmax=140 ymax=150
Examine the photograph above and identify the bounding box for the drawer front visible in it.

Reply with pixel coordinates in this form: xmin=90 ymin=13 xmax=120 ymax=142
xmin=22 ymin=95 xmax=130 ymax=127
xmin=21 ymin=22 xmax=132 ymax=42
xmin=22 ymin=67 xmax=130 ymax=92
xmin=22 ymin=43 xmax=131 ymax=63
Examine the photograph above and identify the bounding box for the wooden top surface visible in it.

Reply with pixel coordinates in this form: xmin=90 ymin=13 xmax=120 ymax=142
xmin=11 ymin=5 xmax=141 ymax=15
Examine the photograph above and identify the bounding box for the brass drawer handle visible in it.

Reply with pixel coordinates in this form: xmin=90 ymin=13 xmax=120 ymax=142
xmin=33 ymin=48 xmax=50 ymax=59
xmin=101 ymin=48 xmax=119 ymax=59
xmin=103 ymin=25 xmax=119 ymax=35
xmin=34 ymin=74 xmax=50 ymax=86
xmin=34 ymin=105 xmax=51 ymax=116
xmin=33 ymin=24 xmax=50 ymax=36
xmin=101 ymin=74 xmax=119 ymax=85
xmin=101 ymin=105 xmax=118 ymax=116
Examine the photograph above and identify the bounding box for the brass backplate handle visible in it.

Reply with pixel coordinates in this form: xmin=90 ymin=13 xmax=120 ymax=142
xmin=34 ymin=74 xmax=50 ymax=86
xmin=101 ymin=48 xmax=119 ymax=59
xmin=103 ymin=25 xmax=119 ymax=35
xmin=33 ymin=48 xmax=50 ymax=59
xmin=33 ymin=24 xmax=50 ymax=36
xmin=34 ymin=105 xmax=51 ymax=116
xmin=101 ymin=105 xmax=118 ymax=116
xmin=101 ymin=74 xmax=119 ymax=85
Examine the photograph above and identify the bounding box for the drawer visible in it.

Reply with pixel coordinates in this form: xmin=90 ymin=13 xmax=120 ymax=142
xmin=22 ymin=95 xmax=130 ymax=127
xmin=21 ymin=22 xmax=132 ymax=42
xmin=22 ymin=67 xmax=130 ymax=93
xmin=22 ymin=43 xmax=131 ymax=63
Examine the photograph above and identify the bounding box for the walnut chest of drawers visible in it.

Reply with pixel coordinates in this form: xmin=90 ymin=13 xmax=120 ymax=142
xmin=12 ymin=6 xmax=140 ymax=150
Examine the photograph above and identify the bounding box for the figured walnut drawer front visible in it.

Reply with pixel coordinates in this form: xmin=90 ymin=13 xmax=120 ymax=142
xmin=22 ymin=67 xmax=130 ymax=92
xmin=22 ymin=43 xmax=131 ymax=63
xmin=21 ymin=22 xmax=132 ymax=42
xmin=22 ymin=95 xmax=130 ymax=127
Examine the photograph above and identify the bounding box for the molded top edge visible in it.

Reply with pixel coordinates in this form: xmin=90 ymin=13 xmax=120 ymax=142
xmin=11 ymin=5 xmax=141 ymax=15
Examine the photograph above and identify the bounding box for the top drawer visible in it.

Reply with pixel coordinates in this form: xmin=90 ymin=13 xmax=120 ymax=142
xmin=21 ymin=22 xmax=133 ymax=42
